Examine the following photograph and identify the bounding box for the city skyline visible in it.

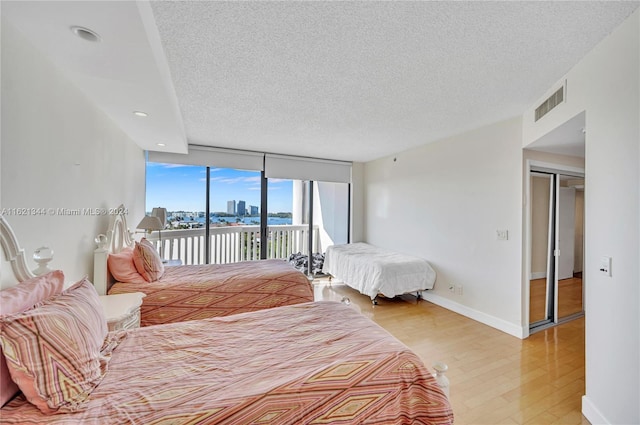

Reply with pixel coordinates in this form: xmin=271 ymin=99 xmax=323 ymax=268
xmin=146 ymin=163 xmax=293 ymax=213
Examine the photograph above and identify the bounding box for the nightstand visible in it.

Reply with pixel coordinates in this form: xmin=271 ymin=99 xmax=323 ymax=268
xmin=99 ymin=292 xmax=146 ymax=331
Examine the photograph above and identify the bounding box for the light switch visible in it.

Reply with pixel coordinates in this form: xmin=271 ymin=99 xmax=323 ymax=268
xmin=599 ymin=256 xmax=612 ymax=277
xmin=496 ymin=230 xmax=509 ymax=241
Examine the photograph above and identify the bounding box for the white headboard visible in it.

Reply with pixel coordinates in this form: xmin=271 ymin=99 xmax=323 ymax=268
xmin=0 ymin=215 xmax=36 ymax=290
xmin=93 ymin=205 xmax=135 ymax=295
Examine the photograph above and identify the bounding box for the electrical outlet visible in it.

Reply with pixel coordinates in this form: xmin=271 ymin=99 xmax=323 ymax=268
xmin=455 ymin=284 xmax=463 ymax=296
xmin=449 ymin=285 xmax=455 ymax=293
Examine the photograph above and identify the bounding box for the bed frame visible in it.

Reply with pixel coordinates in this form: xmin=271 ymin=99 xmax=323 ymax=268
xmin=323 ymin=242 xmax=437 ymax=305
xmin=93 ymin=205 xmax=134 ymax=295
xmin=0 ymin=215 xmax=36 ymax=290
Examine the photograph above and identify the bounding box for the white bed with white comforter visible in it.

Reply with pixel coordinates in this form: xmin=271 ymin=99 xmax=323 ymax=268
xmin=322 ymin=242 xmax=437 ymax=302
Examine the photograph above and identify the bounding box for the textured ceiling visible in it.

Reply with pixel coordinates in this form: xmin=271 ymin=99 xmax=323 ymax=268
xmin=3 ymin=1 xmax=639 ymax=162
xmin=150 ymin=1 xmax=638 ymax=162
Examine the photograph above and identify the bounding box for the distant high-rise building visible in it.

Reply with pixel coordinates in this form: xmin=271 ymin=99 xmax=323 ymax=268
xmin=250 ymin=205 xmax=259 ymax=215
xmin=227 ymin=200 xmax=236 ymax=215
xmin=237 ymin=200 xmax=246 ymax=216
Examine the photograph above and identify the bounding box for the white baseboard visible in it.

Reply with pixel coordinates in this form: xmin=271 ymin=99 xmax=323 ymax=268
xmin=420 ymin=292 xmax=525 ymax=339
xmin=582 ymin=396 xmax=610 ymax=425
xmin=530 ymin=271 xmax=546 ymax=280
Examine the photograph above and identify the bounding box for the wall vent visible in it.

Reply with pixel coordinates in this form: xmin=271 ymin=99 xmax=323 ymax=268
xmin=535 ymin=82 xmax=566 ymax=122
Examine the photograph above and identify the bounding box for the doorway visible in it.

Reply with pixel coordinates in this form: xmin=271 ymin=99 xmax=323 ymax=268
xmin=529 ymin=169 xmax=585 ymax=332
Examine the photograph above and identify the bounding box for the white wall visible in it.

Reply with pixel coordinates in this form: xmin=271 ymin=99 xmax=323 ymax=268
xmin=1 ymin=21 xmax=146 ymax=286
xmin=523 ymin=149 xmax=585 ymax=169
xmin=364 ymin=117 xmax=524 ymax=336
xmin=523 ymin=9 xmax=639 ymax=425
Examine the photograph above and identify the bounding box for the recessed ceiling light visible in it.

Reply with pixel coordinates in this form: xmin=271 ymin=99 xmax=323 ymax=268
xmin=70 ymin=26 xmax=101 ymax=43
xmin=156 ymin=143 xmax=166 ymax=147
xmin=133 ymin=111 xmax=148 ymax=117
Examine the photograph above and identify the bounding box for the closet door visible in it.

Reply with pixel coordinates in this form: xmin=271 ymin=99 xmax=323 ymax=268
xmin=557 ymin=184 xmax=583 ymax=321
xmin=530 ymin=171 xmax=584 ymax=332
xmin=529 ymin=173 xmax=553 ymax=326
xmin=557 ymin=187 xmax=576 ymax=280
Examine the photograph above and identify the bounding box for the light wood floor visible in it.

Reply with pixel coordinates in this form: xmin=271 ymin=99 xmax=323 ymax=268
xmin=530 ymin=277 xmax=583 ymax=323
xmin=313 ymin=278 xmax=588 ymax=425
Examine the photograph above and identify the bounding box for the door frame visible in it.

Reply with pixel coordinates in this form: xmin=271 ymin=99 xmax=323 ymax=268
xmin=523 ymin=159 xmax=585 ymax=338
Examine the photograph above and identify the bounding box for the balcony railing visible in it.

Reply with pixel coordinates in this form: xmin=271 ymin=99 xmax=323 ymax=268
xmin=144 ymin=224 xmax=319 ymax=265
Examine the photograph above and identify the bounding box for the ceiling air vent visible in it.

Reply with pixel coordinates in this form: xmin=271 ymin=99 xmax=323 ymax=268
xmin=535 ymin=82 xmax=566 ymax=122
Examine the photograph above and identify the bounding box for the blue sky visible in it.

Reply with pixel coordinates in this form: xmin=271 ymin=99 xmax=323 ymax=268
xmin=146 ymin=163 xmax=293 ymax=213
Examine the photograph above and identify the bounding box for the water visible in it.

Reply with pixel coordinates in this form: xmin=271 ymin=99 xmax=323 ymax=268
xmin=173 ymin=215 xmax=292 ymax=226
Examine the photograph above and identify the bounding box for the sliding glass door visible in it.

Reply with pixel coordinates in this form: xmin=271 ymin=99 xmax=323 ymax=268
xmin=263 ymin=154 xmax=352 ymax=274
xmin=264 ymin=177 xmax=298 ymax=260
xmin=207 ymin=167 xmax=263 ymax=263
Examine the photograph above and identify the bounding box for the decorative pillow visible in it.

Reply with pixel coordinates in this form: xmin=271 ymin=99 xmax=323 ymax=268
xmin=107 ymin=247 xmax=146 ymax=284
xmin=0 ymin=277 xmax=108 ymax=414
xmin=133 ymin=238 xmax=164 ymax=282
xmin=0 ymin=270 xmax=65 ymax=407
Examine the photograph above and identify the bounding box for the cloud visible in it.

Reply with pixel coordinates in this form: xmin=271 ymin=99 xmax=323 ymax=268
xmin=153 ymin=163 xmax=192 ymax=169
xmin=209 ymin=176 xmax=261 ymax=185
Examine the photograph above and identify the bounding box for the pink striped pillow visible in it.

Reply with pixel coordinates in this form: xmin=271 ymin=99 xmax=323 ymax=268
xmin=0 ymin=277 xmax=108 ymax=414
xmin=133 ymin=238 xmax=164 ymax=282
xmin=0 ymin=270 xmax=65 ymax=407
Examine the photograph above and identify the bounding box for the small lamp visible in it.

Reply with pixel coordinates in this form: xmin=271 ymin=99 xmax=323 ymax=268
xmin=151 ymin=207 xmax=168 ymax=259
xmin=137 ymin=215 xmax=164 ymax=258
xmin=151 ymin=207 xmax=167 ymax=228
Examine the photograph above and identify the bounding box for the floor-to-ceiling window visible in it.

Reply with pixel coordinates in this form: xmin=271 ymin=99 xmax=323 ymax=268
xmin=147 ymin=147 xmax=264 ymax=265
xmin=146 ymin=147 xmax=352 ymax=269
xmin=207 ymin=167 xmax=263 ymax=263
xmin=266 ymin=177 xmax=299 ymax=260
xmin=145 ymin=162 xmax=206 ymax=264
xmin=265 ymin=154 xmax=351 ymax=275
